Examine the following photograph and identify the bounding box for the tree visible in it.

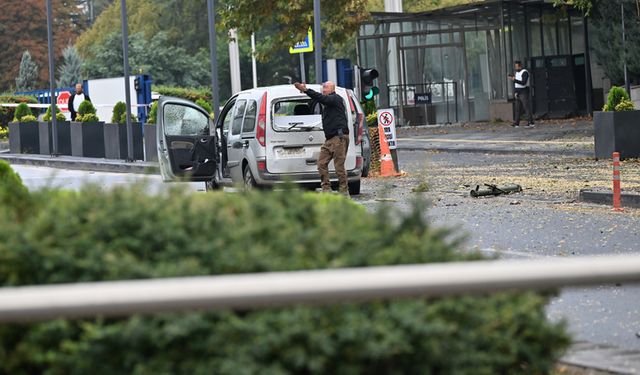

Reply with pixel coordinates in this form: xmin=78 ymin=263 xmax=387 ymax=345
xmin=0 ymin=0 xmax=86 ymax=92
xmin=57 ymin=45 xmax=84 ymax=87
xmin=589 ymin=0 xmax=640 ymax=85
xmin=218 ymin=0 xmax=369 ymax=62
xmin=15 ymin=51 xmax=39 ymax=91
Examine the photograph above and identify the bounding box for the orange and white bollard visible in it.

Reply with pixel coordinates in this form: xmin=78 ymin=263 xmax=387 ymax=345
xmin=612 ymin=152 xmax=623 ymax=212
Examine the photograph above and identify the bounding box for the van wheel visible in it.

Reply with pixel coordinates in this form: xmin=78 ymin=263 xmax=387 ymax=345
xmin=348 ymin=180 xmax=361 ymax=196
xmin=243 ymin=166 xmax=257 ymax=189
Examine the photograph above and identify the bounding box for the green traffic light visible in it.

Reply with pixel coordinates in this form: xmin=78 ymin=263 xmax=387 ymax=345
xmin=364 ymin=86 xmax=379 ymax=100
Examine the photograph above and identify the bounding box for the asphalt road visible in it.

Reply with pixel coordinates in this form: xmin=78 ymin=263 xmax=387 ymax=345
xmin=9 ymin=150 xmax=640 ymax=351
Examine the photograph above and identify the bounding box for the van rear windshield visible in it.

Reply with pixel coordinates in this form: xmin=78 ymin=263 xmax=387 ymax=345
xmin=272 ymin=98 xmax=322 ymax=132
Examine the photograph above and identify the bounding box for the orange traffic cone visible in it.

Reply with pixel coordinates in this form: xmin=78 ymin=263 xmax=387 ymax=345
xmin=378 ymin=123 xmax=400 ymax=177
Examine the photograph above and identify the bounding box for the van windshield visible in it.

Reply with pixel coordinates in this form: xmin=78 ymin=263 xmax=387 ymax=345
xmin=272 ymin=99 xmax=323 ymax=132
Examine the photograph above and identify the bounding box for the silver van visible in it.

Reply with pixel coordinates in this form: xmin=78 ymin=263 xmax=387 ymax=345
xmin=156 ymin=85 xmax=364 ymax=194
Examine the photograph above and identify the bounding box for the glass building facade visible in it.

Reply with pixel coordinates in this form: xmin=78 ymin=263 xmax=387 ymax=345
xmin=358 ymin=0 xmax=594 ymax=125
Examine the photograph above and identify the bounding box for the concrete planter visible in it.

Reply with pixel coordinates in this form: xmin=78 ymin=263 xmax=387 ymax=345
xmin=144 ymin=124 xmax=157 ymax=162
xmin=70 ymin=121 xmax=105 ymax=158
xmin=594 ymin=110 xmax=640 ymax=160
xmin=104 ymin=122 xmax=144 ymax=160
xmin=38 ymin=121 xmax=71 ymax=155
xmin=8 ymin=121 xmax=39 ymax=154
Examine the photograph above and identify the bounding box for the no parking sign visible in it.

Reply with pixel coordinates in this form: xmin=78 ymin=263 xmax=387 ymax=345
xmin=377 ymin=109 xmax=397 ymax=149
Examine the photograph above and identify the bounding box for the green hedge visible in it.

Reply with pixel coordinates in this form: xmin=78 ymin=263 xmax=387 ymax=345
xmin=0 ymin=161 xmax=569 ymax=374
xmin=154 ymin=85 xmax=212 ymax=103
xmin=0 ymin=94 xmax=38 ymax=128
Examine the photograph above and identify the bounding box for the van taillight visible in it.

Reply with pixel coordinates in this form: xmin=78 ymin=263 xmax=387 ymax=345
xmin=256 ymin=91 xmax=267 ymax=147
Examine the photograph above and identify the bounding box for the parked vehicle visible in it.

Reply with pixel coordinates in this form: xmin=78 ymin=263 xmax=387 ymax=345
xmin=346 ymin=89 xmax=371 ymax=177
xmin=156 ymin=85 xmax=363 ymax=194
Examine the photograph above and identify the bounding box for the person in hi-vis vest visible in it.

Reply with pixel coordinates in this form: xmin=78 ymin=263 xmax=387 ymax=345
xmin=508 ymin=61 xmax=534 ymax=128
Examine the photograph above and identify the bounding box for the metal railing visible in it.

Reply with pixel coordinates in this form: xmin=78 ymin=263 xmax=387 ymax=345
xmin=0 ymin=255 xmax=639 ymax=323
xmin=388 ymin=82 xmax=459 ymax=125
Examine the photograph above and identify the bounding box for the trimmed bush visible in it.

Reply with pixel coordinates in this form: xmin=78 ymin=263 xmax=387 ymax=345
xmin=603 ymin=86 xmax=630 ymax=111
xmin=0 ymin=166 xmax=569 ymax=374
xmin=195 ymin=98 xmax=213 ymax=117
xmin=147 ymin=101 xmax=158 ymax=124
xmin=76 ymin=113 xmax=100 ymax=122
xmin=0 ymin=94 xmax=37 ymax=128
xmin=154 ymin=85 xmax=211 ymax=102
xmin=119 ymin=112 xmax=138 ymax=124
xmin=615 ymin=99 xmax=635 ymax=111
xmin=12 ymin=103 xmax=32 ymax=122
xmin=77 ymin=100 xmax=96 ymax=116
xmin=111 ymin=101 xmax=126 ymax=123
xmin=43 ymin=105 xmax=66 ymax=121
xmin=19 ymin=114 xmax=37 ymax=122
xmin=0 ymin=160 xmax=31 ymax=219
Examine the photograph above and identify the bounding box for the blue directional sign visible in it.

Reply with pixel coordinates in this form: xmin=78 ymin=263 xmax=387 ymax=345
xmin=289 ymin=28 xmax=314 ymax=54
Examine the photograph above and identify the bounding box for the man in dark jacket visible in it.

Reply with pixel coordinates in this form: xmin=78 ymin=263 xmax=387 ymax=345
xmin=68 ymin=83 xmax=91 ymax=121
xmin=294 ymin=81 xmax=350 ymax=195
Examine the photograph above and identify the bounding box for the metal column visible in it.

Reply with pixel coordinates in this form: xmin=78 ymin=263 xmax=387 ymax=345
xmin=45 ymin=0 xmax=58 ymax=156
xmin=121 ymin=0 xmax=134 ymax=161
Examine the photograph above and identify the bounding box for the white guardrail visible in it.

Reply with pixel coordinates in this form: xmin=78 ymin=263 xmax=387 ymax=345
xmin=0 ymin=255 xmax=639 ymax=323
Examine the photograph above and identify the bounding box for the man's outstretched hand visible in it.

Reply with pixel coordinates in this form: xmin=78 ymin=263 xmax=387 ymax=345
xmin=294 ymin=82 xmax=307 ymax=93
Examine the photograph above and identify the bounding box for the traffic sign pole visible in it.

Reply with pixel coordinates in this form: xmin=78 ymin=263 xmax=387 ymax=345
xmin=121 ymin=0 xmax=134 ymax=162
xmin=299 ymin=53 xmax=306 ymax=82
xmin=313 ymin=0 xmax=322 ymax=84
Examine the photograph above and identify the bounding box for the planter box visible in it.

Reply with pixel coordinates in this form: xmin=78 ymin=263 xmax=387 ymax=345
xmin=70 ymin=121 xmax=105 ymax=158
xmin=594 ymin=110 xmax=640 ymax=160
xmin=39 ymin=121 xmax=71 ymax=155
xmin=144 ymin=124 xmax=158 ymax=162
xmin=8 ymin=121 xmax=39 ymax=154
xmin=104 ymin=122 xmax=144 ymax=160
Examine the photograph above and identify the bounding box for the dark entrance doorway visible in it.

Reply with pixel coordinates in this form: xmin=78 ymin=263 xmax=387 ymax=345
xmin=530 ymin=55 xmax=580 ymax=118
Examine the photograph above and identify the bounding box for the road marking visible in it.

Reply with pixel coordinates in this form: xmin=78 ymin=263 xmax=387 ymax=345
xmin=397 ymin=138 xmax=592 ymax=145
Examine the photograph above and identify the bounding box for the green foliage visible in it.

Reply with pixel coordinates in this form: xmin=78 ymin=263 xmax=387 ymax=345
xmin=154 ymin=86 xmax=211 ymax=102
xmin=195 ymin=98 xmax=213 ymax=116
xmin=15 ymin=50 xmax=39 ymax=91
xmin=0 ymin=160 xmax=31 ymax=220
xmin=19 ymin=114 xmax=37 ymax=122
xmin=552 ymin=0 xmax=593 ymax=15
xmin=412 ymin=181 xmax=430 ymax=193
xmin=83 ymin=31 xmax=211 ymax=89
xmin=146 ymin=101 xmax=158 ymax=124
xmin=76 ymin=113 xmax=100 ymax=123
xmin=591 ymin=1 xmax=640 ymax=85
xmin=111 ymin=101 xmax=126 ymax=123
xmin=119 ymin=112 xmax=138 ymax=124
xmin=57 ymin=45 xmax=84 ymax=88
xmin=12 ymin=103 xmax=32 ymax=122
xmin=218 ymin=0 xmax=369 ymax=62
xmin=0 ymin=95 xmax=37 ymax=129
xmin=604 ymin=86 xmax=630 ymax=112
xmin=43 ymin=105 xmax=66 ymax=122
xmin=78 ymin=100 xmax=96 ymax=116
xmin=0 ymin=127 xmax=7 ymax=139
xmin=615 ymin=99 xmax=635 ymax=111
xmin=0 ymin=166 xmax=570 ymax=374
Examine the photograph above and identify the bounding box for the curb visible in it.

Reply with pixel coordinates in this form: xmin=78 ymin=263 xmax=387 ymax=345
xmin=0 ymin=153 xmax=159 ymax=174
xmin=560 ymin=341 xmax=640 ymax=374
xmin=398 ymin=145 xmax=592 ymax=157
xmin=579 ymin=189 xmax=640 ymax=209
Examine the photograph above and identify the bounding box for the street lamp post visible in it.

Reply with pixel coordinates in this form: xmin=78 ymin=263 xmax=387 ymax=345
xmin=45 ymin=0 xmax=58 ymax=156
xmin=207 ymin=0 xmax=220 ymax=121
xmin=313 ymin=0 xmax=322 ymax=84
xmin=622 ymin=2 xmax=630 ymax=95
xmin=121 ymin=0 xmax=134 ymax=161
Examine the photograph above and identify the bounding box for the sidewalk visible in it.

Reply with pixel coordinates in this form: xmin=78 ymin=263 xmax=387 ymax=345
xmin=396 ymin=119 xmax=594 ymax=157
xmin=561 ymin=341 xmax=640 ymax=374
xmin=0 ymin=151 xmax=158 ymax=174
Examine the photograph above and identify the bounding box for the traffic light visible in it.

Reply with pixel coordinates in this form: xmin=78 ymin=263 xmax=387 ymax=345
xmin=360 ymin=67 xmax=379 ymax=101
